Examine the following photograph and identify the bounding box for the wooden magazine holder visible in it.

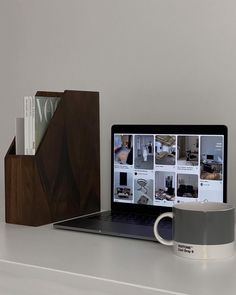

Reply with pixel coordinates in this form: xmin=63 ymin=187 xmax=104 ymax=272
xmin=5 ymin=90 xmax=100 ymax=226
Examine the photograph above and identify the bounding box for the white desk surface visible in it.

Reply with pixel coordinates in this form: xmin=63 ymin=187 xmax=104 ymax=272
xmin=0 ymin=222 xmax=235 ymax=295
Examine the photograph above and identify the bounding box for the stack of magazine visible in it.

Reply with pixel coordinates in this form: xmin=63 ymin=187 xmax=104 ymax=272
xmin=15 ymin=95 xmax=61 ymax=155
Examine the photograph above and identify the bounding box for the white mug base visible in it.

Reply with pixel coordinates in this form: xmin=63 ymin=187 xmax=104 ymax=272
xmin=173 ymin=241 xmax=235 ymax=259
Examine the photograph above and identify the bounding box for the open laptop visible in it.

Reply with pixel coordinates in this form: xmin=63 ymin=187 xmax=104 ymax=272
xmin=54 ymin=125 xmax=228 ymax=241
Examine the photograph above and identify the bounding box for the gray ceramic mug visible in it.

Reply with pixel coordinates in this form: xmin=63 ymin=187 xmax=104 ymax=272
xmin=153 ymin=202 xmax=235 ymax=259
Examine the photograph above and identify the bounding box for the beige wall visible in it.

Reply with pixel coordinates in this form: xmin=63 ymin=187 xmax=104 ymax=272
xmin=1 ymin=0 xmax=236 ymax=220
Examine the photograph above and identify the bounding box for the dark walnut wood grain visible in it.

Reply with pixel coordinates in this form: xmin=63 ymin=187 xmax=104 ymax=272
xmin=5 ymin=90 xmax=100 ymax=226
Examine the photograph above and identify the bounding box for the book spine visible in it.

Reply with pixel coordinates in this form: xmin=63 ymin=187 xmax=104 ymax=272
xmin=24 ymin=96 xmax=29 ymax=155
xmin=28 ymin=96 xmax=33 ymax=155
xmin=31 ymin=96 xmax=36 ymax=155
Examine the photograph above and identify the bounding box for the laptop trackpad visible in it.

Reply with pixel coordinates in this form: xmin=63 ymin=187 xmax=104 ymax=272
xmin=100 ymin=222 xmax=155 ymax=239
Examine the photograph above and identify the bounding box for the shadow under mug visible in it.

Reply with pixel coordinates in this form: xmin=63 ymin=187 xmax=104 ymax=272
xmin=153 ymin=202 xmax=235 ymax=259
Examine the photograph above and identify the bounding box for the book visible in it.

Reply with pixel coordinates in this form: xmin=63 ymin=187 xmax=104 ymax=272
xmin=32 ymin=96 xmax=61 ymax=154
xmin=24 ymin=96 xmax=30 ymax=155
xmin=24 ymin=95 xmax=61 ymax=155
xmin=29 ymin=96 xmax=33 ymax=154
xmin=31 ymin=97 xmax=35 ymax=155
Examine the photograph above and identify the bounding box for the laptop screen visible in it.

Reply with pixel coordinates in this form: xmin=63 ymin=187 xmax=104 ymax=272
xmin=113 ymin=128 xmax=226 ymax=208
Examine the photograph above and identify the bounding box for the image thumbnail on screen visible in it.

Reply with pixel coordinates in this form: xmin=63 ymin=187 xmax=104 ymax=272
xmin=134 ymin=135 xmax=154 ymax=170
xmin=200 ymin=136 xmax=223 ymax=181
xmin=114 ymin=135 xmax=133 ymax=165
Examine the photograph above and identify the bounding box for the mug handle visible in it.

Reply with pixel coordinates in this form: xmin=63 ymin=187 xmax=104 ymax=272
xmin=153 ymin=212 xmax=174 ymax=246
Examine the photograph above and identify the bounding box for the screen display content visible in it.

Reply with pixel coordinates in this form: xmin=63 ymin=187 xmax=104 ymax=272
xmin=113 ymin=133 xmax=224 ymax=207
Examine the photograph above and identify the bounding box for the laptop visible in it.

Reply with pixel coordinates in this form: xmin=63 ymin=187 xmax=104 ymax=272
xmin=54 ymin=125 xmax=228 ymax=241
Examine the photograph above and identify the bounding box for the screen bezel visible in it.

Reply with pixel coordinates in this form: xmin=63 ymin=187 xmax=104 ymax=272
xmin=111 ymin=124 xmax=228 ymax=215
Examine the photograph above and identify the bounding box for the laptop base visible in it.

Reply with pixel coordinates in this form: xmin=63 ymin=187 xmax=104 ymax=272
xmin=54 ymin=211 xmax=172 ymax=241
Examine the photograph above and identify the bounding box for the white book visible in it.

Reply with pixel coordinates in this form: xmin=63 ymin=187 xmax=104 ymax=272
xmin=32 ymin=96 xmax=36 ymax=155
xmin=24 ymin=95 xmax=61 ymax=155
xmin=15 ymin=118 xmax=24 ymax=155
xmin=24 ymin=96 xmax=29 ymax=155
xmin=29 ymin=96 xmax=35 ymax=155
xmin=29 ymin=96 xmax=32 ymax=155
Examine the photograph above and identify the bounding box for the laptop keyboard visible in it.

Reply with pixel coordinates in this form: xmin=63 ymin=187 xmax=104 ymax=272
xmin=88 ymin=212 xmax=164 ymax=227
